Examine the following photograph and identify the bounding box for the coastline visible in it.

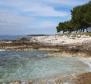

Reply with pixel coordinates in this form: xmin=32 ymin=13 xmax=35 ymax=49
xmin=0 ymin=34 xmax=91 ymax=56
xmin=0 ymin=34 xmax=91 ymax=84
xmin=5 ymin=56 xmax=91 ymax=84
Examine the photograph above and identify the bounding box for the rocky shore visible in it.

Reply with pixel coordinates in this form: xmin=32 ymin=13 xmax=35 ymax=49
xmin=0 ymin=34 xmax=91 ymax=84
xmin=0 ymin=34 xmax=91 ymax=55
xmin=2 ymin=72 xmax=91 ymax=84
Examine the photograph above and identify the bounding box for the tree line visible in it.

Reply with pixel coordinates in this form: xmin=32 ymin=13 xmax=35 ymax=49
xmin=56 ymin=1 xmax=91 ymax=33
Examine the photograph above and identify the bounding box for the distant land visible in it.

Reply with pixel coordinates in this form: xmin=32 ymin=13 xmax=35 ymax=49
xmin=0 ymin=34 xmax=52 ymax=40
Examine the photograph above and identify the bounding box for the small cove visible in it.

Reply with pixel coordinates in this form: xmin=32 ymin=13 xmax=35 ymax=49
xmin=0 ymin=50 xmax=90 ymax=82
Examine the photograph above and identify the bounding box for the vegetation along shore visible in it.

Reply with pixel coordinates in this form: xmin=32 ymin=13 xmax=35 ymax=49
xmin=0 ymin=1 xmax=91 ymax=56
xmin=0 ymin=1 xmax=91 ymax=84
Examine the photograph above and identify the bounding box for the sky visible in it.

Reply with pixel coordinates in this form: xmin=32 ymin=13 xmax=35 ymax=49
xmin=0 ymin=0 xmax=90 ymax=35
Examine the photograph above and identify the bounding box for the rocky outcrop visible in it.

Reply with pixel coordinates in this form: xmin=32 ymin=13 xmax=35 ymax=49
xmin=0 ymin=35 xmax=91 ymax=55
xmin=30 ymin=35 xmax=91 ymax=54
xmin=72 ymin=72 xmax=91 ymax=84
xmin=30 ymin=35 xmax=91 ymax=46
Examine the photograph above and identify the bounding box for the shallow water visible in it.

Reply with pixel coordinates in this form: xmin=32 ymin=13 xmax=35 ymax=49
xmin=0 ymin=50 xmax=89 ymax=82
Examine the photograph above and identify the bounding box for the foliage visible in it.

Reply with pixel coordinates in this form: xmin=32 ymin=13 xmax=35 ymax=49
xmin=56 ymin=1 xmax=91 ymax=33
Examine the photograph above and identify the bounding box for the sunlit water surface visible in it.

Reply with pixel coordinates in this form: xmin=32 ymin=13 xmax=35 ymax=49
xmin=0 ymin=50 xmax=89 ymax=82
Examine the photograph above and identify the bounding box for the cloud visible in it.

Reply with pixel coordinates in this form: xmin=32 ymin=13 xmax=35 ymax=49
xmin=40 ymin=0 xmax=90 ymax=6
xmin=0 ymin=0 xmax=89 ymax=35
xmin=0 ymin=0 xmax=70 ymax=17
xmin=0 ymin=12 xmax=35 ymax=25
xmin=0 ymin=0 xmax=88 ymax=17
xmin=0 ymin=12 xmax=58 ymax=35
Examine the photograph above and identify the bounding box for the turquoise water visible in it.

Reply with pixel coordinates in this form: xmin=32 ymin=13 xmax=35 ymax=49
xmin=0 ymin=50 xmax=89 ymax=82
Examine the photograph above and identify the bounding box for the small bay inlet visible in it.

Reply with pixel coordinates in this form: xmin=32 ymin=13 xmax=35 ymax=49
xmin=0 ymin=50 xmax=90 ymax=83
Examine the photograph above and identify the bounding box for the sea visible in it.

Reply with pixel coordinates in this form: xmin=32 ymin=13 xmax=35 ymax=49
xmin=0 ymin=35 xmax=23 ymax=40
xmin=0 ymin=35 xmax=90 ymax=83
xmin=0 ymin=50 xmax=90 ymax=83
